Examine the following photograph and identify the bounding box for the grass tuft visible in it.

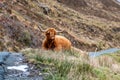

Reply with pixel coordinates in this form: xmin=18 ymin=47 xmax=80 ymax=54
xmin=21 ymin=48 xmax=120 ymax=80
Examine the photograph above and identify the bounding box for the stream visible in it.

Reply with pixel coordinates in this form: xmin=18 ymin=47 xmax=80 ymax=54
xmin=89 ymin=48 xmax=120 ymax=57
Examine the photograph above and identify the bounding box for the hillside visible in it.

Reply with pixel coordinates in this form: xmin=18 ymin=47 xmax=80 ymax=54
xmin=0 ymin=0 xmax=120 ymax=80
xmin=59 ymin=0 xmax=120 ymax=21
xmin=0 ymin=0 xmax=120 ymax=52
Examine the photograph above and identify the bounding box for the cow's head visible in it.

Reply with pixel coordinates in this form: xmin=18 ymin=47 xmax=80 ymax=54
xmin=38 ymin=26 xmax=63 ymax=40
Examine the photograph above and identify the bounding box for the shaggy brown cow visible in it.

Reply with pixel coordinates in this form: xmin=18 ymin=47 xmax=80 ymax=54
xmin=38 ymin=26 xmax=71 ymax=51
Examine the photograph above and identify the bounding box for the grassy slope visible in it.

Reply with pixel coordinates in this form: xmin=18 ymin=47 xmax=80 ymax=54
xmin=0 ymin=0 xmax=120 ymax=52
xmin=59 ymin=0 xmax=120 ymax=22
xmin=21 ymin=48 xmax=120 ymax=80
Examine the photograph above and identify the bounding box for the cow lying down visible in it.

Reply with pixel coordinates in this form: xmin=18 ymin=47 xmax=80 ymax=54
xmin=38 ymin=26 xmax=71 ymax=51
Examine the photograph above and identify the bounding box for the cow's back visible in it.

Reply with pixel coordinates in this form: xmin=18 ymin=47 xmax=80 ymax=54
xmin=55 ymin=35 xmax=71 ymax=50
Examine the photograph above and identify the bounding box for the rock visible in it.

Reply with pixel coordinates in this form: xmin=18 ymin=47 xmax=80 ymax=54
xmin=0 ymin=52 xmax=43 ymax=80
xmin=57 ymin=0 xmax=61 ymax=3
xmin=0 ymin=65 xmax=5 ymax=80
xmin=0 ymin=52 xmax=10 ymax=65
xmin=38 ymin=2 xmax=51 ymax=15
xmin=0 ymin=52 xmax=10 ymax=80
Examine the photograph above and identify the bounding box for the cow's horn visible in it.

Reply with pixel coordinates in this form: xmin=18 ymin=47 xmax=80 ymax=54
xmin=56 ymin=30 xmax=64 ymax=33
xmin=38 ymin=26 xmax=46 ymax=32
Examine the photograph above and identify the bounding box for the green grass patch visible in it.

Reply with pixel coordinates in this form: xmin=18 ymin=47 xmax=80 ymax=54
xmin=21 ymin=48 xmax=120 ymax=80
xmin=92 ymin=68 xmax=107 ymax=80
xmin=107 ymin=51 xmax=120 ymax=63
xmin=35 ymin=55 xmax=73 ymax=80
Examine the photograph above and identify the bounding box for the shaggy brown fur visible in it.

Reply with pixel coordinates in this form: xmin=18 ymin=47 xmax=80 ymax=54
xmin=41 ymin=28 xmax=71 ymax=51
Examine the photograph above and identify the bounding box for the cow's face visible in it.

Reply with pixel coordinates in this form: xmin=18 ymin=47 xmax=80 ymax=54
xmin=45 ymin=28 xmax=56 ymax=40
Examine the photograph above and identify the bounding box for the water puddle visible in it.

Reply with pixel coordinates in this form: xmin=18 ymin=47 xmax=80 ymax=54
xmin=7 ymin=65 xmax=28 ymax=72
xmin=89 ymin=48 xmax=120 ymax=57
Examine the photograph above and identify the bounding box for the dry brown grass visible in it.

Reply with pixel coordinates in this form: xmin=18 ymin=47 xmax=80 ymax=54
xmin=21 ymin=48 xmax=120 ymax=80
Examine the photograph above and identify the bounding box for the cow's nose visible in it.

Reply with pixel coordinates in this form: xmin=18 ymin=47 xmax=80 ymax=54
xmin=51 ymin=36 xmax=55 ymax=39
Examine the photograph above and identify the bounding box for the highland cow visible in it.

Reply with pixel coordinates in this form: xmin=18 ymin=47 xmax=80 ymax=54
xmin=38 ymin=26 xmax=71 ymax=51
